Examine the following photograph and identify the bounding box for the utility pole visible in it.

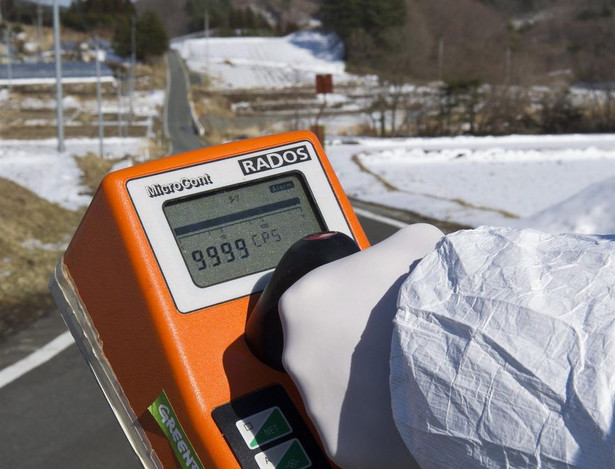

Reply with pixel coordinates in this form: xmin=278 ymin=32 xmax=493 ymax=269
xmin=53 ymin=0 xmax=65 ymax=152
xmin=95 ymin=38 xmax=104 ymax=157
xmin=505 ymin=44 xmax=512 ymax=84
xmin=117 ymin=68 xmax=123 ymax=137
xmin=128 ymin=14 xmax=136 ymax=126
xmin=204 ymin=8 xmax=209 ymax=71
xmin=37 ymin=2 xmax=43 ymax=61
xmin=438 ymin=37 xmax=444 ymax=82
xmin=3 ymin=29 xmax=11 ymax=93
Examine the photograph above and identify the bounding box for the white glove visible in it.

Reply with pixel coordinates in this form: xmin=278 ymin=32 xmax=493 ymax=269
xmin=278 ymin=224 xmax=444 ymax=469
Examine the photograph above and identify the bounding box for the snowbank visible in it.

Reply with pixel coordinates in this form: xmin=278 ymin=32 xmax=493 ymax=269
xmin=0 ymin=138 xmax=149 ymax=210
xmin=172 ymin=31 xmax=352 ymax=90
xmin=326 ymin=134 xmax=615 ymax=234
xmin=512 ymin=176 xmax=615 ymax=234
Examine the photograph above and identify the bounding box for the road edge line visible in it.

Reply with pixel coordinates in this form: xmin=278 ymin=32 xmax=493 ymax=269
xmin=0 ymin=207 xmax=404 ymax=390
xmin=353 ymin=207 xmax=408 ymax=229
xmin=0 ymin=331 xmax=74 ymax=389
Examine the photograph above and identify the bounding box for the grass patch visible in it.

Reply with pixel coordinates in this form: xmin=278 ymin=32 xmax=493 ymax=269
xmin=0 ymin=152 xmax=125 ymax=341
xmin=136 ymin=58 xmax=167 ymax=91
xmin=75 ymin=153 xmax=121 ymax=195
xmin=0 ymin=178 xmax=82 ymax=341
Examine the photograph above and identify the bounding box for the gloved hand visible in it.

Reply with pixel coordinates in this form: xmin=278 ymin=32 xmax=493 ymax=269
xmin=278 ymin=224 xmax=444 ymax=469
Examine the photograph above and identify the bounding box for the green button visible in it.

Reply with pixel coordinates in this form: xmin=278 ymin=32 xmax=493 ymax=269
xmin=254 ymin=439 xmax=311 ymax=469
xmin=250 ymin=407 xmax=292 ymax=448
xmin=277 ymin=440 xmax=311 ymax=469
xmin=236 ymin=406 xmax=293 ymax=449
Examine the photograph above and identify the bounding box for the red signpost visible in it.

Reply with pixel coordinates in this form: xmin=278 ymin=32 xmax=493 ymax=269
xmin=312 ymin=74 xmax=333 ymax=145
xmin=315 ymin=73 xmax=333 ymax=94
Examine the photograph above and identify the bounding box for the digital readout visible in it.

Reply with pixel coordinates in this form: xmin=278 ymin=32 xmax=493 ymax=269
xmin=163 ymin=173 xmax=325 ymax=288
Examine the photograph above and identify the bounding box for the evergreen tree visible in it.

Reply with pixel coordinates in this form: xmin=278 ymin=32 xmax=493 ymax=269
xmin=185 ymin=0 xmax=232 ymax=32
xmin=112 ymin=15 xmax=131 ymax=57
xmin=320 ymin=0 xmax=405 ymax=41
xmin=363 ymin=0 xmax=406 ymax=41
xmin=319 ymin=0 xmax=362 ymax=41
xmin=138 ymin=11 xmax=168 ymax=59
xmin=113 ymin=10 xmax=168 ymax=61
xmin=62 ymin=0 xmax=136 ymax=31
xmin=320 ymin=0 xmax=406 ymax=63
xmin=245 ymin=8 xmax=255 ymax=30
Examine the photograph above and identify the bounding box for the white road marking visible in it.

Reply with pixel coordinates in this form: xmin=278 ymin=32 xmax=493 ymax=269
xmin=0 ymin=208 xmax=401 ymax=390
xmin=353 ymin=207 xmax=408 ymax=229
xmin=0 ymin=331 xmax=74 ymax=389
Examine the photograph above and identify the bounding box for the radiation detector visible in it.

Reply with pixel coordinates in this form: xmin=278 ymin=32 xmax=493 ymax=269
xmin=50 ymin=131 xmax=369 ymax=469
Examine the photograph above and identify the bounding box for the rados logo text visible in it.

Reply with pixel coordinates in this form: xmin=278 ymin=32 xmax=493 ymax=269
xmin=238 ymin=144 xmax=311 ymax=175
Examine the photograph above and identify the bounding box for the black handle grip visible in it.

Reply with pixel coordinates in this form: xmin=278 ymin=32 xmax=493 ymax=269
xmin=245 ymin=231 xmax=360 ymax=371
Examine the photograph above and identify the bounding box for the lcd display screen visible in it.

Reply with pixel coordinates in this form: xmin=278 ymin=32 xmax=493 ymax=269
xmin=163 ymin=173 xmax=326 ymax=288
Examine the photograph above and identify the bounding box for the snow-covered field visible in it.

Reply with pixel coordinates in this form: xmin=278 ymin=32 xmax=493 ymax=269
xmin=1 ymin=89 xmax=165 ymax=133
xmin=2 ymin=33 xmax=614 ymax=235
xmin=326 ymin=134 xmax=615 ymax=234
xmin=0 ymin=138 xmax=149 ymax=210
xmin=15 ymin=90 xmax=165 ymax=116
xmin=172 ymin=31 xmax=615 ymax=235
xmin=172 ymin=31 xmax=351 ymax=90
xmin=1 ymin=132 xmax=614 ymax=235
xmin=0 ymin=85 xmax=164 ymax=209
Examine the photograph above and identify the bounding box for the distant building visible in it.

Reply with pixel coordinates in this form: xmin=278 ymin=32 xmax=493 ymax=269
xmin=0 ymin=61 xmax=115 ymax=85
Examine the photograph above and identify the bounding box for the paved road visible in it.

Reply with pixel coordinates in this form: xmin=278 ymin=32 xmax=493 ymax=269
xmin=0 ymin=344 xmax=142 ymax=468
xmin=0 ymin=51 xmax=413 ymax=467
xmin=165 ymin=50 xmax=205 ymax=154
xmin=0 ymin=215 xmax=399 ymax=468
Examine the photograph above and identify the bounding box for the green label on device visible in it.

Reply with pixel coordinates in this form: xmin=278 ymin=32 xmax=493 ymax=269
xmin=148 ymin=389 xmax=205 ymax=469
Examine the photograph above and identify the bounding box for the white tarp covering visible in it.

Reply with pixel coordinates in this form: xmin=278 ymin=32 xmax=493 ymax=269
xmin=391 ymin=226 xmax=615 ymax=469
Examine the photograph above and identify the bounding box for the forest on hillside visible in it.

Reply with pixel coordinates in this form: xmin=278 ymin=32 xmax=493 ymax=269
xmin=5 ymin=0 xmax=615 ymax=87
xmin=321 ymin=0 xmax=615 ymax=86
xmin=6 ymin=0 xmax=615 ymax=136
xmin=318 ymin=0 xmax=615 ymax=136
xmin=130 ymin=0 xmax=615 ymax=136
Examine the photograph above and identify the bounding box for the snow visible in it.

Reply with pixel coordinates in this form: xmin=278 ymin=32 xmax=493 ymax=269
xmin=15 ymin=90 xmax=165 ymax=116
xmin=3 ymin=130 xmax=613 ymax=236
xmin=1 ymin=33 xmax=613 ymax=235
xmin=325 ymin=134 xmax=615 ymax=234
xmin=172 ymin=31 xmax=352 ymax=90
xmin=19 ymin=95 xmax=82 ymax=110
xmin=0 ymin=138 xmax=150 ymax=210
xmin=167 ymin=31 xmax=615 ymax=235
xmin=511 ymin=177 xmax=615 ymax=234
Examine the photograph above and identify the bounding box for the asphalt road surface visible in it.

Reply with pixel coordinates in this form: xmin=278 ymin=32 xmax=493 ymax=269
xmin=0 ymin=214 xmax=400 ymax=468
xmin=0 ymin=52 xmax=411 ymax=468
xmin=165 ymin=50 xmax=205 ymax=155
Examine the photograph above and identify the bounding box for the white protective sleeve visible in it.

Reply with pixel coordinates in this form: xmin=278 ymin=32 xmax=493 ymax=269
xmin=278 ymin=223 xmax=444 ymax=469
xmin=391 ymin=226 xmax=615 ymax=469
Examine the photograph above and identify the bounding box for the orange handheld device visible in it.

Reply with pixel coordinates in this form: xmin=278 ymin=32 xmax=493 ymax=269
xmin=50 ymin=131 xmax=369 ymax=469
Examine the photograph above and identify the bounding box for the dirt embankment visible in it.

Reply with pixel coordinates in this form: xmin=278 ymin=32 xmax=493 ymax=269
xmin=0 ymin=154 xmax=118 ymax=341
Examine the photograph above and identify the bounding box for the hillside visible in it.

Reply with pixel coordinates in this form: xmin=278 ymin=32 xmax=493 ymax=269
xmin=134 ymin=0 xmax=615 ymax=86
xmin=135 ymin=0 xmax=319 ymax=37
xmin=0 ymin=177 xmax=81 ymax=339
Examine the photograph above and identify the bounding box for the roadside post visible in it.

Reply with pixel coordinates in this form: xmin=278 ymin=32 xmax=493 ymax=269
xmin=3 ymin=29 xmax=12 ymax=93
xmin=50 ymin=131 xmax=369 ymax=469
xmin=312 ymin=74 xmax=333 ymax=146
